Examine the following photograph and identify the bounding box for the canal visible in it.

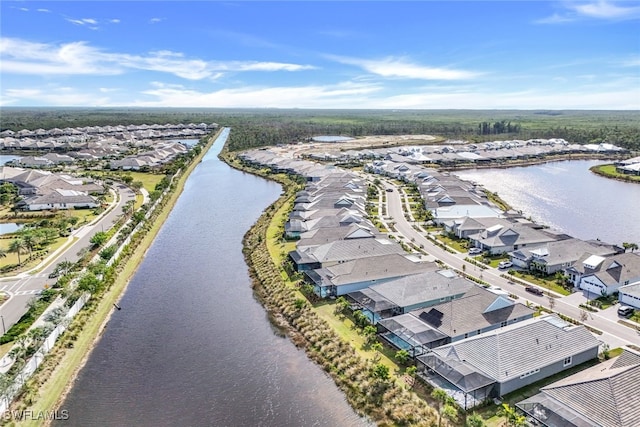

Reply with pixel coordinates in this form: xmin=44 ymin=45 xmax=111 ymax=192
xmin=57 ymin=129 xmax=365 ymax=426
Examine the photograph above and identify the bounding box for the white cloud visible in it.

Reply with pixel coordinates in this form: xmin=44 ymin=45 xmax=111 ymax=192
xmin=620 ymin=56 xmax=640 ymax=67
xmin=570 ymin=0 xmax=640 ymax=19
xmin=66 ymin=17 xmax=100 ymax=28
xmin=534 ymin=13 xmax=575 ymax=24
xmin=134 ymin=81 xmax=381 ymax=108
xmin=110 ymin=19 xmax=121 ymax=24
xmin=1 ymin=87 xmax=111 ymax=107
xmin=537 ymin=1 xmax=640 ymax=24
xmin=149 ymin=17 xmax=164 ymax=24
xmin=37 ymin=9 xmax=51 ymax=13
xmin=0 ymin=38 xmax=317 ymax=80
xmin=328 ymin=55 xmax=479 ymax=80
xmin=3 ymin=79 xmax=638 ymax=109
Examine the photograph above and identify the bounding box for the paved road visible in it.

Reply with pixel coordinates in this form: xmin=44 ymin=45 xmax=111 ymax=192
xmin=0 ymin=184 xmax=136 ymax=334
xmin=371 ymin=175 xmax=640 ymax=349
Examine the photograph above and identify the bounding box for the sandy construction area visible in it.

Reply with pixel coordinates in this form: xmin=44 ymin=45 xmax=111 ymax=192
xmin=273 ymin=134 xmax=439 ymax=157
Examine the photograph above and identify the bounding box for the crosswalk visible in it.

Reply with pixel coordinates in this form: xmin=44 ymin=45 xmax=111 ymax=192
xmin=0 ymin=286 xmax=42 ymax=296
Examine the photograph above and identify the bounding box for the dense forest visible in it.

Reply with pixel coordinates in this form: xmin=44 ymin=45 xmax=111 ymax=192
xmin=2 ymin=108 xmax=639 ymax=151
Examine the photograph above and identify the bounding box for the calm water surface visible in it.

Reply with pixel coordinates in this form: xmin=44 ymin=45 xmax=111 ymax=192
xmin=58 ymin=129 xmax=365 ymax=427
xmin=454 ymin=160 xmax=640 ymax=246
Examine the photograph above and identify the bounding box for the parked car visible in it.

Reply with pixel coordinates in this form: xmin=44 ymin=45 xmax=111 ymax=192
xmin=468 ymin=248 xmax=482 ymax=255
xmin=525 ymin=286 xmax=544 ymax=296
xmin=385 ymin=188 xmax=393 ymax=192
xmin=617 ymin=306 xmax=634 ymax=317
xmin=498 ymin=261 xmax=513 ymax=269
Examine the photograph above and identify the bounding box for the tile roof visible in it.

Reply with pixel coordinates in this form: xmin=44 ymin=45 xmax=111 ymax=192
xmin=527 ymin=350 xmax=640 ymax=427
xmin=429 ymin=314 xmax=599 ymax=383
xmin=410 ymin=285 xmax=534 ymax=337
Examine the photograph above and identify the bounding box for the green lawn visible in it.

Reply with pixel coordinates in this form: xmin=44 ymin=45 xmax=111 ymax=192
xmin=0 ymin=236 xmax=69 ymax=277
xmin=510 ymin=271 xmax=571 ymax=296
xmin=434 ymin=234 xmax=468 ymax=252
xmin=591 ymin=164 xmax=640 ymax=183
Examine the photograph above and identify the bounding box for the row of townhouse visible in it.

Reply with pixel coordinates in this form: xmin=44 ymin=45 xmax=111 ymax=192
xmin=306 ymin=139 xmax=626 ymax=167
xmin=0 ymin=122 xmax=217 ymax=139
xmin=240 ymin=147 xmax=634 ymax=424
xmin=366 ymin=155 xmax=640 ymax=303
xmin=108 ymin=141 xmax=189 ymax=170
xmin=0 ymin=166 xmax=103 ymax=211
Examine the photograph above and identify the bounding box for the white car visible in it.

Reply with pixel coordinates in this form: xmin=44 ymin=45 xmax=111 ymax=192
xmin=498 ymin=261 xmax=513 ymax=269
xmin=468 ymin=248 xmax=482 ymax=255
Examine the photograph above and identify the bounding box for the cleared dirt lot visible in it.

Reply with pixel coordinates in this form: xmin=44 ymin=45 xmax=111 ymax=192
xmin=273 ymin=134 xmax=441 ymax=157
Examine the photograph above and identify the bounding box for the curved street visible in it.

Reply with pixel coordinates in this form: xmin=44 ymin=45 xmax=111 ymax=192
xmin=0 ymin=183 xmax=137 ymax=334
xmin=367 ymin=174 xmax=640 ymax=350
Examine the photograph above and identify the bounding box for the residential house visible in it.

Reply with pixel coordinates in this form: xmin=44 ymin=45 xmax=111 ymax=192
xmin=377 ymin=285 xmax=534 ymax=358
xmin=347 ymin=269 xmax=473 ymax=323
xmin=418 ymin=314 xmax=600 ymax=409
xmin=517 ymin=349 xmax=640 ymax=427
xmin=289 ymin=237 xmax=405 ymax=272
xmin=468 ymin=222 xmax=558 ymax=255
xmin=619 ymin=281 xmax=640 ymax=310
xmin=509 ymin=238 xmax=621 ymax=274
xmin=566 ymin=252 xmax=640 ymax=296
xmin=304 ymin=252 xmax=436 ymax=297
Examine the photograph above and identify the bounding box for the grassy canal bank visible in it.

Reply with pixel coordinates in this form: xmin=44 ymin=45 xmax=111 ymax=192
xmin=219 ymin=149 xmax=441 ymax=426
xmin=9 ymin=130 xmax=222 ymax=427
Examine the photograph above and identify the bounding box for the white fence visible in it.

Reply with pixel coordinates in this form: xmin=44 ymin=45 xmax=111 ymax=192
xmin=0 ymin=293 xmax=90 ymax=413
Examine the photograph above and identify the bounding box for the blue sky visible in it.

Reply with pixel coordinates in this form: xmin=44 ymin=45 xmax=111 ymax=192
xmin=1 ymin=1 xmax=639 ymax=109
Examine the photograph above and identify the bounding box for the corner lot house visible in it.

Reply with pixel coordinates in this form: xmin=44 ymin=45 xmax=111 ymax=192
xmin=417 ymin=314 xmax=600 ymax=409
xmin=567 ymin=252 xmax=640 ymax=296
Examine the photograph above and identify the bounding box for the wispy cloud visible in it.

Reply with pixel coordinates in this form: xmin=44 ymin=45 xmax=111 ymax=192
xmin=135 ymin=81 xmax=381 ymax=108
xmin=149 ymin=17 xmax=164 ymax=24
xmin=328 ymin=55 xmax=479 ymax=80
xmin=109 ymin=19 xmax=121 ymax=24
xmin=1 ymin=87 xmax=111 ymax=107
xmin=37 ymin=9 xmax=51 ymax=13
xmin=570 ymin=0 xmax=640 ymax=19
xmin=0 ymin=38 xmax=317 ymax=80
xmin=535 ymin=13 xmax=576 ymax=24
xmin=536 ymin=1 xmax=640 ymax=24
xmin=65 ymin=17 xmax=100 ymax=30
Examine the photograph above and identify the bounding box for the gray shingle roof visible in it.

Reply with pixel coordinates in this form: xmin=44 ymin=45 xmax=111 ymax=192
xmin=429 ymin=314 xmax=599 ymax=383
xmin=313 ymin=253 xmax=438 ymax=286
xmin=527 ymin=350 xmax=640 ymax=427
xmin=410 ymin=285 xmax=534 ymax=337
xmin=369 ymin=270 xmax=473 ymax=309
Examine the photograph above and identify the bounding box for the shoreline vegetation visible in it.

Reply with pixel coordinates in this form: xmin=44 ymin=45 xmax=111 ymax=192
xmin=589 ymin=163 xmax=640 ymax=184
xmin=9 ymin=129 xmax=221 ymax=427
xmin=219 ymin=148 xmax=441 ymax=426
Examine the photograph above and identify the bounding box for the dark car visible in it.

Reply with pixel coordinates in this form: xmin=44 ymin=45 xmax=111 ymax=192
xmin=525 ymin=286 xmax=544 ymax=296
xmin=385 ymin=188 xmax=393 ymax=192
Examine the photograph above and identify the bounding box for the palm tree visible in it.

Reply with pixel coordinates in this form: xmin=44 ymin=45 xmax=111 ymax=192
xmin=432 ymin=388 xmax=454 ymax=427
xmin=8 ymin=238 xmax=27 ymax=265
xmin=442 ymin=404 xmax=458 ymax=426
xmin=0 ymin=249 xmax=6 ymax=259
xmin=623 ymin=242 xmax=638 ymax=253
